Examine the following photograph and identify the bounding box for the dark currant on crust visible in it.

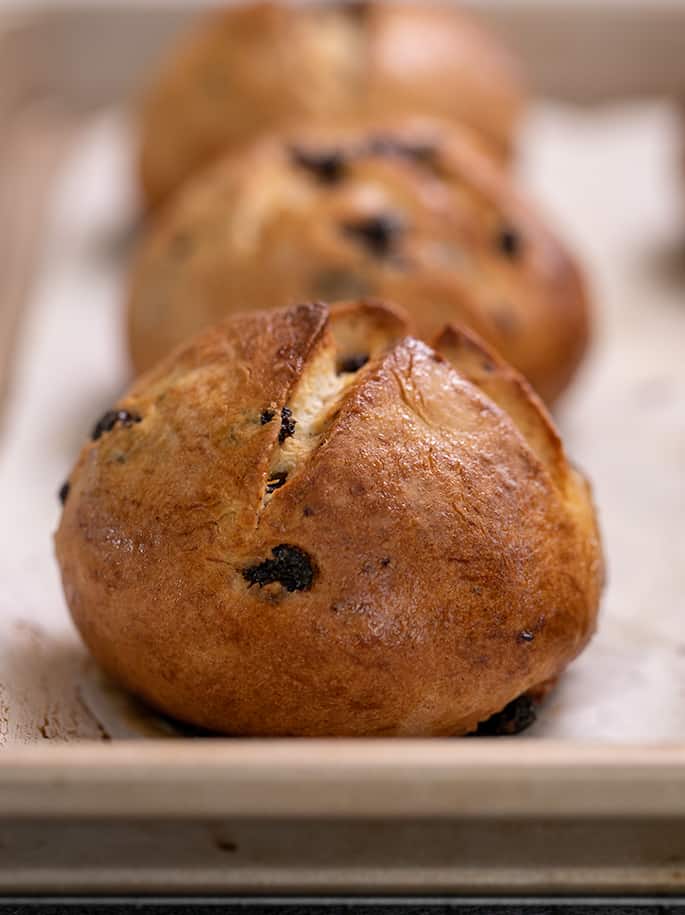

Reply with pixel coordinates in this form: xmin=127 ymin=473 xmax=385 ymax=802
xmin=278 ymin=407 xmax=296 ymax=443
xmin=91 ymin=410 xmax=142 ymax=442
xmin=291 ymin=134 xmax=438 ymax=187
xmin=260 ymin=409 xmax=276 ymax=425
xmin=497 ymin=225 xmax=522 ymax=259
xmin=58 ymin=480 xmax=70 ymax=506
xmin=243 ymin=544 xmax=316 ymax=593
xmin=290 ymin=146 xmax=346 ymax=184
xmin=473 ymin=694 xmax=537 ymax=736
xmin=341 ymin=214 xmax=405 ymax=258
xmin=339 ymin=353 xmax=369 ymax=374
xmin=266 ymin=471 xmax=288 ymax=494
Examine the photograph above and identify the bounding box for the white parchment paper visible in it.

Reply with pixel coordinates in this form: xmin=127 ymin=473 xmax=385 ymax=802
xmin=1 ymin=102 xmax=684 ymax=743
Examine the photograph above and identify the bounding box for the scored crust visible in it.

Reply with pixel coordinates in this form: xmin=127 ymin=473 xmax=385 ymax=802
xmin=434 ymin=324 xmax=567 ymax=492
xmin=57 ymin=301 xmax=603 ymax=737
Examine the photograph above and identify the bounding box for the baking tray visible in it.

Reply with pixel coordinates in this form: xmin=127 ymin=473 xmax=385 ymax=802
xmin=1 ymin=0 xmax=685 ymax=897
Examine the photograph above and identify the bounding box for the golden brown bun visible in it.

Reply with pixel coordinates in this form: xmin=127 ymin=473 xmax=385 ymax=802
xmin=139 ymin=1 xmax=526 ymax=208
xmin=56 ymin=301 xmax=603 ymax=737
xmin=129 ymin=118 xmax=590 ymax=403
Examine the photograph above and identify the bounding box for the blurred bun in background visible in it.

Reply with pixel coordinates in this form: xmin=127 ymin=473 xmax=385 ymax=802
xmin=129 ymin=118 xmax=589 ymax=403
xmin=139 ymin=1 xmax=526 ymax=208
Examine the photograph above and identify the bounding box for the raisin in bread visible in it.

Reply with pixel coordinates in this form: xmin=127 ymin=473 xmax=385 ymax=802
xmin=56 ymin=301 xmax=603 ymax=737
xmin=139 ymin=1 xmax=526 ymax=208
xmin=129 ymin=118 xmax=590 ymax=403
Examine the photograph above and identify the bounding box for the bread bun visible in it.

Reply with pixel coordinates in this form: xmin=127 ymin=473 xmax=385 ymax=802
xmin=130 ymin=118 xmax=589 ymax=403
xmin=56 ymin=301 xmax=603 ymax=736
xmin=139 ymin=1 xmax=526 ymax=208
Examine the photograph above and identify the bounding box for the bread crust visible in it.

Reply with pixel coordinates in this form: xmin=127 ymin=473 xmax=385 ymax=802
xmin=56 ymin=301 xmax=603 ymax=736
xmin=129 ymin=118 xmax=590 ymax=402
xmin=139 ymin=1 xmax=526 ymax=208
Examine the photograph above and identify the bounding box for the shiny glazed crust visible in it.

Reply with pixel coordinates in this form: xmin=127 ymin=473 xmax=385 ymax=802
xmin=129 ymin=118 xmax=590 ymax=403
xmin=139 ymin=1 xmax=526 ymax=208
xmin=56 ymin=301 xmax=603 ymax=737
